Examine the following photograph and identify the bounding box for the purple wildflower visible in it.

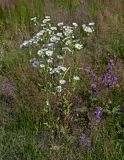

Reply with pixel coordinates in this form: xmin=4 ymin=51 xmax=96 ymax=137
xmin=101 ymin=59 xmax=117 ymax=88
xmin=80 ymin=133 xmax=91 ymax=146
xmin=85 ymin=59 xmax=118 ymax=91
xmin=29 ymin=58 xmax=40 ymax=68
xmin=91 ymin=83 xmax=99 ymax=96
xmin=80 ymin=133 xmax=86 ymax=141
xmin=85 ymin=67 xmax=97 ymax=82
xmin=94 ymin=107 xmax=103 ymax=122
xmin=43 ymin=43 xmax=55 ymax=49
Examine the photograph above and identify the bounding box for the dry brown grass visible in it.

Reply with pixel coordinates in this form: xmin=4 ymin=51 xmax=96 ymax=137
xmin=0 ymin=0 xmax=17 ymax=9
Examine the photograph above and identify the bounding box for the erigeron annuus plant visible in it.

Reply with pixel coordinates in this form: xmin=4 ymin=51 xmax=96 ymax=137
xmin=20 ymin=16 xmax=95 ymax=135
xmin=20 ymin=16 xmax=95 ymax=94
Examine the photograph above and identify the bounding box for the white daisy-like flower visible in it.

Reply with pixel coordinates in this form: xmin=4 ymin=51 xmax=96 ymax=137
xmin=49 ymin=67 xmax=53 ymax=71
xmin=20 ymin=40 xmax=30 ymax=48
xmin=72 ymin=22 xmax=78 ymax=27
xmin=47 ymin=59 xmax=53 ymax=63
xmin=89 ymin=22 xmax=95 ymax=26
xmin=36 ymin=30 xmax=45 ymax=36
xmin=42 ymin=18 xmax=51 ymax=23
xmin=31 ymin=17 xmax=37 ymax=21
xmin=41 ymin=24 xmax=46 ymax=27
xmin=48 ymin=43 xmax=54 ymax=46
xmin=82 ymin=24 xmax=86 ymax=28
xmin=45 ymin=16 xmax=51 ymax=19
xmin=59 ymin=66 xmax=67 ymax=72
xmin=63 ymin=26 xmax=73 ymax=29
xmin=56 ymin=86 xmax=62 ymax=93
xmin=57 ymin=22 xmax=64 ymax=27
xmin=51 ymin=27 xmax=57 ymax=31
xmin=50 ymin=36 xmax=60 ymax=43
xmin=56 ymin=32 xmax=63 ymax=37
xmin=45 ymin=28 xmax=51 ymax=32
xmin=49 ymin=68 xmax=55 ymax=74
xmin=63 ymin=29 xmax=73 ymax=36
xmin=54 ymin=67 xmax=60 ymax=73
xmin=65 ymin=40 xmax=72 ymax=46
xmin=45 ymin=50 xmax=53 ymax=56
xmin=45 ymin=43 xmax=54 ymax=49
xmin=75 ymin=43 xmax=83 ymax=50
xmin=82 ymin=24 xmax=94 ymax=33
xmin=73 ymin=76 xmax=80 ymax=81
xmin=37 ymin=50 xmax=42 ymax=56
xmin=40 ymin=64 xmax=45 ymax=68
xmin=57 ymin=55 xmax=64 ymax=59
xmin=59 ymin=79 xmax=66 ymax=85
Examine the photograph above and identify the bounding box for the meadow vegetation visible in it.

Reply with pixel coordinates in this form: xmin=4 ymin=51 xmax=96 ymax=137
xmin=0 ymin=0 xmax=124 ymax=159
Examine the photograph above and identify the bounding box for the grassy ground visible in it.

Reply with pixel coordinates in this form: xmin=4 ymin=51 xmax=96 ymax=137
xmin=0 ymin=0 xmax=124 ymax=159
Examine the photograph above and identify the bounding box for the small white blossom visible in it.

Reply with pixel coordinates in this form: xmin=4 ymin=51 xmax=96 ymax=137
xmin=65 ymin=40 xmax=72 ymax=46
xmin=37 ymin=50 xmax=42 ymax=56
xmin=42 ymin=18 xmax=51 ymax=23
xmin=82 ymin=24 xmax=94 ymax=33
xmin=57 ymin=22 xmax=64 ymax=27
xmin=56 ymin=32 xmax=63 ymax=37
xmin=57 ymin=55 xmax=64 ymax=59
xmin=36 ymin=30 xmax=45 ymax=36
xmin=89 ymin=22 xmax=95 ymax=26
xmin=72 ymin=22 xmax=78 ymax=27
xmin=47 ymin=59 xmax=53 ymax=63
xmin=40 ymin=64 xmax=45 ymax=68
xmin=31 ymin=17 xmax=37 ymax=21
xmin=51 ymin=27 xmax=57 ymax=31
xmin=75 ymin=43 xmax=83 ymax=50
xmin=46 ymin=100 xmax=50 ymax=106
xmin=50 ymin=36 xmax=60 ymax=43
xmin=59 ymin=79 xmax=66 ymax=85
xmin=45 ymin=16 xmax=51 ymax=19
xmin=73 ymin=76 xmax=80 ymax=81
xmin=59 ymin=66 xmax=67 ymax=72
xmin=56 ymin=86 xmax=62 ymax=93
xmin=63 ymin=29 xmax=73 ymax=36
xmin=20 ymin=40 xmax=30 ymax=48
xmin=49 ymin=68 xmax=53 ymax=71
xmin=41 ymin=24 xmax=46 ymax=27
xmin=54 ymin=67 xmax=60 ymax=73
xmin=45 ymin=50 xmax=53 ymax=56
xmin=48 ymin=43 xmax=54 ymax=47
xmin=49 ymin=68 xmax=55 ymax=74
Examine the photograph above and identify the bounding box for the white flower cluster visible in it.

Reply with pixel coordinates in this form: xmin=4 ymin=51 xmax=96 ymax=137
xmin=20 ymin=16 xmax=95 ymax=93
xmin=82 ymin=22 xmax=95 ymax=33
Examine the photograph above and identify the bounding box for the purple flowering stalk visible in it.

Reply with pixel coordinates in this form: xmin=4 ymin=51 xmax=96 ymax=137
xmin=85 ymin=59 xmax=118 ymax=93
xmin=85 ymin=67 xmax=99 ymax=96
xmin=101 ymin=59 xmax=118 ymax=88
xmin=85 ymin=67 xmax=97 ymax=82
xmin=80 ymin=133 xmax=91 ymax=146
xmin=94 ymin=107 xmax=103 ymax=122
